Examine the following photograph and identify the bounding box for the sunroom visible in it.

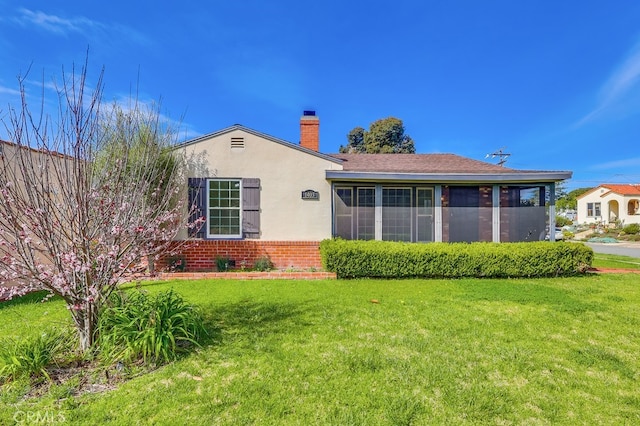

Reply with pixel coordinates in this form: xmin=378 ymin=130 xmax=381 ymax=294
xmin=327 ymin=154 xmax=571 ymax=243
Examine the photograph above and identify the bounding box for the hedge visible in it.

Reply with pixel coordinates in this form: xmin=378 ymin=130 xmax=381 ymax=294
xmin=320 ymin=239 xmax=593 ymax=279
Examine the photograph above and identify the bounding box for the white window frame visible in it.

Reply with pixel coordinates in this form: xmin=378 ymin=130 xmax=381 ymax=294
xmin=587 ymin=202 xmax=601 ymax=218
xmin=207 ymin=178 xmax=242 ymax=238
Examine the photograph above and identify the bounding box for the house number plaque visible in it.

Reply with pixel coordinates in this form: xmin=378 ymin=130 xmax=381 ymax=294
xmin=301 ymin=190 xmax=320 ymax=200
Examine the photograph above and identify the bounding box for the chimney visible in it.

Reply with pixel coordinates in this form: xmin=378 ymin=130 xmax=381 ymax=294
xmin=300 ymin=110 xmax=319 ymax=152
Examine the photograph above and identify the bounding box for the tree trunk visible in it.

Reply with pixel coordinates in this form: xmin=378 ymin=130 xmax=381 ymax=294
xmin=71 ymin=305 xmax=97 ymax=353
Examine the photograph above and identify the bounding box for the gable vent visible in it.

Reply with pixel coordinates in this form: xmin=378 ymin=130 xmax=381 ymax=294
xmin=230 ymin=137 xmax=245 ymax=149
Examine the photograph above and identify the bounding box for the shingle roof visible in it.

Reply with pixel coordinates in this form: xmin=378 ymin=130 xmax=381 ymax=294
xmin=330 ymin=153 xmax=535 ymax=174
xmin=601 ymin=184 xmax=640 ymax=196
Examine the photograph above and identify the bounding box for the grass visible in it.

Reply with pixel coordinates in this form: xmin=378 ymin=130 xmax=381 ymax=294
xmin=592 ymin=253 xmax=640 ymax=270
xmin=1 ymin=275 xmax=640 ymax=424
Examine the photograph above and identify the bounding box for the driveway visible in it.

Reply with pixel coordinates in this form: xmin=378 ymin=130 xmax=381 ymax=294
xmin=585 ymin=241 xmax=640 ymax=259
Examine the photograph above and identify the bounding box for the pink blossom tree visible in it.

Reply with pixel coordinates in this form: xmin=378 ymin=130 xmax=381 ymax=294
xmin=0 ymin=64 xmax=199 ymax=352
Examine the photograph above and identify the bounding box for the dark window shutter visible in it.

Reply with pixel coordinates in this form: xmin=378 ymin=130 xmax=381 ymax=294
xmin=188 ymin=178 xmax=207 ymax=238
xmin=242 ymin=178 xmax=260 ymax=239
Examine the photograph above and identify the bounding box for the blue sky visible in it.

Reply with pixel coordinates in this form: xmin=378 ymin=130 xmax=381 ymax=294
xmin=1 ymin=1 xmax=640 ymax=190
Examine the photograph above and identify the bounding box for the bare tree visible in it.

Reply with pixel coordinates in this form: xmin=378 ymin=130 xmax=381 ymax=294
xmin=0 ymin=62 xmax=198 ymax=352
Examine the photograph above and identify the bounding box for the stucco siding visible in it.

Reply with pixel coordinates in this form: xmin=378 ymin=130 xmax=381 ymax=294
xmin=181 ymin=129 xmax=342 ymax=241
xmin=577 ymin=187 xmax=640 ymax=225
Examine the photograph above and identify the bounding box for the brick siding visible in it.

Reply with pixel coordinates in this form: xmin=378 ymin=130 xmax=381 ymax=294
xmin=161 ymin=240 xmax=323 ymax=272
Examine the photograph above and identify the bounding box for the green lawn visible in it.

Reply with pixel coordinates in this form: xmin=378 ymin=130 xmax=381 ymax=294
xmin=2 ymin=275 xmax=640 ymax=424
xmin=592 ymin=253 xmax=640 ymax=270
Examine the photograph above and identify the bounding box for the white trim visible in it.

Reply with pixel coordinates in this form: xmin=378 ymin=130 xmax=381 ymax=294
xmin=434 ymin=186 xmax=443 ymax=242
xmin=492 ymin=185 xmax=500 ymax=242
xmin=206 ymin=178 xmax=243 ymax=239
xmin=375 ymin=185 xmax=383 ymax=240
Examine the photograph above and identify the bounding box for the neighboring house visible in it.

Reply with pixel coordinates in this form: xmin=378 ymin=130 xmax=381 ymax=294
xmin=576 ymin=184 xmax=640 ymax=225
xmin=175 ymin=112 xmax=572 ymax=271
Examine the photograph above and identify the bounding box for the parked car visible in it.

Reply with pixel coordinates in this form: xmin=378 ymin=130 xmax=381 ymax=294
xmin=545 ymin=227 xmax=564 ymax=241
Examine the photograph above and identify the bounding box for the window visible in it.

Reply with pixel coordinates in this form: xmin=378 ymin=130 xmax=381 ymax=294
xmin=187 ymin=177 xmax=260 ymax=239
xmin=587 ymin=202 xmax=601 ymax=217
xmin=382 ymin=187 xmax=412 ymax=241
xmin=208 ymin=179 xmax=242 ymax=237
xmin=335 ymin=187 xmax=353 ymax=239
xmin=357 ymin=188 xmax=375 ymax=240
xmin=333 ymin=185 xmax=434 ymax=242
xmin=416 ymin=188 xmax=434 ymax=242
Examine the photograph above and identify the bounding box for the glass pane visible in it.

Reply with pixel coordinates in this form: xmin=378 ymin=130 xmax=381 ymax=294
xmin=382 ymin=188 xmax=412 ymax=241
xmin=357 ymin=188 xmax=375 ymax=240
xmin=335 ymin=188 xmax=354 ymax=239
xmin=208 ymin=179 xmax=241 ymax=236
xmin=416 ymin=188 xmax=434 ymax=242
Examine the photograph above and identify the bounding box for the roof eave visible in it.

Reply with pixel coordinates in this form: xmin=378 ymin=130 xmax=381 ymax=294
xmin=325 ymin=171 xmax=573 ymax=183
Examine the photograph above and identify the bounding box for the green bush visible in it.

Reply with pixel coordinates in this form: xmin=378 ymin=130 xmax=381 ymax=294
xmin=215 ymin=256 xmax=230 ymax=272
xmin=97 ymin=289 xmax=206 ymax=364
xmin=166 ymin=255 xmax=186 ymax=272
xmin=320 ymin=239 xmax=593 ymax=279
xmin=555 ymin=216 xmax=573 ymax=227
xmin=0 ymin=327 xmax=74 ymax=383
xmin=622 ymin=223 xmax=640 ymax=235
xmin=254 ymin=256 xmax=274 ymax=271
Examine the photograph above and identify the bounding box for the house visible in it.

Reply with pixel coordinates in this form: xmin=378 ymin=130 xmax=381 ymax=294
xmin=576 ymin=184 xmax=640 ymax=225
xmin=175 ymin=112 xmax=572 ymax=271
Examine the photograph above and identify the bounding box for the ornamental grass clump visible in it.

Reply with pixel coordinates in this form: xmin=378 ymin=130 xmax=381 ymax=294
xmin=0 ymin=327 xmax=74 ymax=384
xmin=96 ymin=289 xmax=206 ymax=365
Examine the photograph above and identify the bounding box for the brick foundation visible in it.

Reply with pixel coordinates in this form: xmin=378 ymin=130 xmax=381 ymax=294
xmin=161 ymin=240 xmax=323 ymax=272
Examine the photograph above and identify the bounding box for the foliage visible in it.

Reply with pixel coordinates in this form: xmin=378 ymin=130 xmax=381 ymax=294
xmin=339 ymin=117 xmax=415 ymax=153
xmin=166 ymin=255 xmax=187 ymax=272
xmin=345 ymin=127 xmax=365 ymax=152
xmin=555 ymin=215 xmax=573 ymax=227
xmin=3 ymin=277 xmax=640 ymax=424
xmin=0 ymin=327 xmax=74 ymax=383
xmin=254 ymin=256 xmax=274 ymax=272
xmin=556 ymin=187 xmax=591 ymax=211
xmin=0 ymin=62 xmax=200 ymax=352
xmin=320 ymin=239 xmax=593 ymax=278
xmin=622 ymin=223 xmax=640 ymax=235
xmin=96 ymin=289 xmax=206 ymax=364
xmin=216 ymin=256 xmax=231 ymax=272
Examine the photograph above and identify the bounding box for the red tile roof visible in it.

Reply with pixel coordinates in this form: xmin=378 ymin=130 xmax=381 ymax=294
xmin=330 ymin=153 xmax=539 ymax=174
xmin=601 ymin=184 xmax=640 ymax=196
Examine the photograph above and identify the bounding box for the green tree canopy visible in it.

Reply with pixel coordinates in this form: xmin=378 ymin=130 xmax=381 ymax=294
xmin=556 ymin=187 xmax=592 ymax=210
xmin=340 ymin=117 xmax=415 ymax=154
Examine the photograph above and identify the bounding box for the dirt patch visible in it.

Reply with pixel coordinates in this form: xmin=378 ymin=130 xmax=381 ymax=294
xmin=588 ymin=268 xmax=640 ymax=274
xmin=19 ymin=359 xmax=149 ymax=400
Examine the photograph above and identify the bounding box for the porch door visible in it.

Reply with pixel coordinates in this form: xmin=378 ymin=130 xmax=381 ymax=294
xmin=448 ymin=186 xmax=479 ymax=242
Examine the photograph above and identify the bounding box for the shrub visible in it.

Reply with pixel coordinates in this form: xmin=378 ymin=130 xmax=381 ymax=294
xmin=0 ymin=327 xmax=74 ymax=383
xmin=215 ymin=256 xmax=230 ymax=272
xmin=254 ymin=256 xmax=274 ymax=271
xmin=622 ymin=223 xmax=640 ymax=235
xmin=166 ymin=255 xmax=186 ymax=272
xmin=320 ymin=239 xmax=593 ymax=279
xmin=555 ymin=216 xmax=573 ymax=227
xmin=97 ymin=289 xmax=206 ymax=364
